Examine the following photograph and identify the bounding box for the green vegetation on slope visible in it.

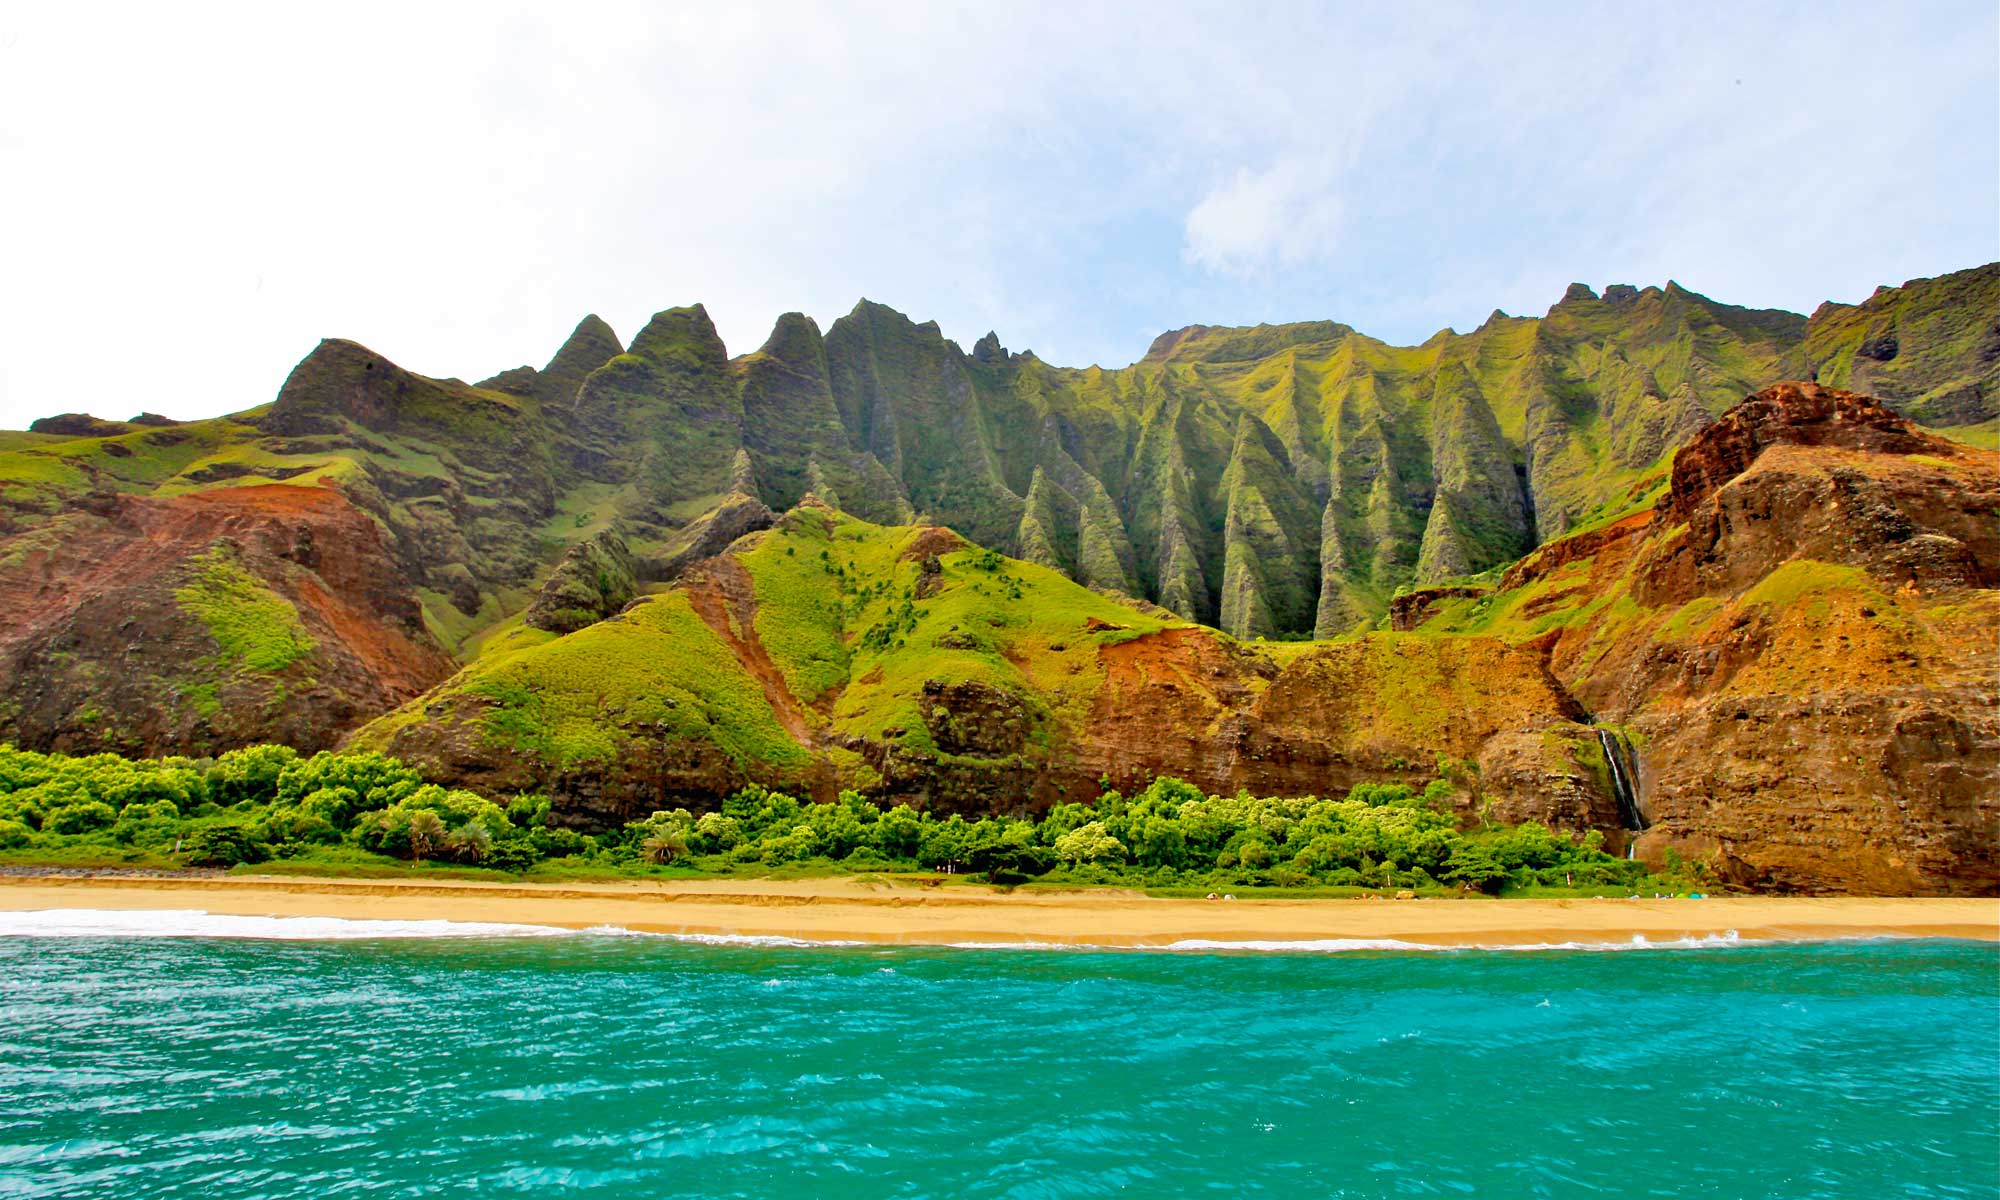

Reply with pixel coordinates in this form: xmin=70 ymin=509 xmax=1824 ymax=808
xmin=456 ymin=590 xmax=813 ymax=772
xmin=737 ymin=505 xmax=1178 ymax=754
xmin=1802 ymin=264 xmax=2000 ymax=426
xmin=173 ymin=546 xmax=315 ymax=674
xmin=4 ymin=268 xmax=1989 ymax=668
xmin=0 ymin=744 xmax=1697 ymax=895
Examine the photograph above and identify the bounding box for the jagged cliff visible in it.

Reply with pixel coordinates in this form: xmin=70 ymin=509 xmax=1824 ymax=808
xmin=0 ymin=268 xmax=1994 ymax=892
xmin=13 ymin=266 xmax=1972 ymax=647
xmin=347 ymin=383 xmax=1996 ymax=893
xmin=1402 ymin=383 xmax=1998 ymax=893
xmin=354 ymin=499 xmax=1619 ymax=844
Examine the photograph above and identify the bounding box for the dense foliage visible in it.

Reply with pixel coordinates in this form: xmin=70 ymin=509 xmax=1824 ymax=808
xmin=0 ymin=744 xmax=1676 ymax=894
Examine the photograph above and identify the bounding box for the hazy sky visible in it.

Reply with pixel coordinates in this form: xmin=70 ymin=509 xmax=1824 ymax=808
xmin=0 ymin=2 xmax=1992 ymax=426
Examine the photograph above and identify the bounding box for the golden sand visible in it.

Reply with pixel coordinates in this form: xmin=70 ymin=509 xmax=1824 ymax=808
xmin=0 ymin=873 xmax=1993 ymax=947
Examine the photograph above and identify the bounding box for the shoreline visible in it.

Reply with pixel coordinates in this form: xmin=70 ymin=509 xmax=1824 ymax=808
xmin=0 ymin=872 xmax=1993 ymax=949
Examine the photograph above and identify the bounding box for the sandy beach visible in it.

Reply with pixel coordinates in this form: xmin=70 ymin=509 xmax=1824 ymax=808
xmin=0 ymin=872 xmax=1993 ymax=947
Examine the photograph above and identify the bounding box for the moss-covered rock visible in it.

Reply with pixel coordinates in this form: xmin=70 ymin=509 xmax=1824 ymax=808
xmin=525 ymin=530 xmax=639 ymax=634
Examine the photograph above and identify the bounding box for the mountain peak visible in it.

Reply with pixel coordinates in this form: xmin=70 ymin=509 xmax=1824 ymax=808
xmin=630 ymin=305 xmax=727 ymax=369
xmin=543 ymin=313 xmax=624 ymax=382
xmin=1142 ymin=320 xmax=1352 ymax=364
xmin=757 ymin=311 xmax=826 ymax=363
xmin=973 ymin=331 xmax=1008 ymax=364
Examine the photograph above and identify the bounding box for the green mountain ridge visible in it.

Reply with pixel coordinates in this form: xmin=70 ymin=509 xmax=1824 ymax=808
xmin=7 ymin=265 xmax=1995 ymax=660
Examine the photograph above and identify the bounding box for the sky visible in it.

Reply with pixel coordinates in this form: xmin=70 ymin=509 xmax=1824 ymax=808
xmin=0 ymin=1 xmax=1993 ymax=426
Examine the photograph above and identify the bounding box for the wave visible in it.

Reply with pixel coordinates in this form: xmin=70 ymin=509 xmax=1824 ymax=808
xmin=0 ymin=909 xmax=873 ymax=946
xmin=0 ymin=910 xmax=1940 ymax=954
xmin=582 ymin=927 xmax=867 ymax=948
xmin=944 ymin=932 xmax=1770 ymax=954
xmin=0 ymin=908 xmax=575 ymax=940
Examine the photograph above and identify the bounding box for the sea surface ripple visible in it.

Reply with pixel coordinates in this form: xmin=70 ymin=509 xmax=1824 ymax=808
xmin=0 ymin=930 xmax=1994 ymax=1198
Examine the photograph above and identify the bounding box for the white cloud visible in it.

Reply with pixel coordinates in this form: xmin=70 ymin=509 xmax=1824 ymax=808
xmin=1183 ymin=159 xmax=1346 ymax=276
xmin=0 ymin=1 xmax=1989 ymax=423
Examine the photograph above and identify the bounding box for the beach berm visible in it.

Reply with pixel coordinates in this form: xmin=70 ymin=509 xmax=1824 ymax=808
xmin=1 ymin=874 xmax=1991 ymax=949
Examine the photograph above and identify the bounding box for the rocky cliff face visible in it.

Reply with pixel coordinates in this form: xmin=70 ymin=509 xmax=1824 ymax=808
xmin=1802 ymin=266 xmax=2000 ymax=426
xmin=18 ymin=268 xmax=1989 ymax=650
xmin=0 ymin=485 xmax=454 ymax=756
xmin=1405 ymin=383 xmax=1999 ymax=894
xmin=350 ymin=378 xmax=2000 ymax=895
xmin=356 ymin=502 xmax=1619 ymax=841
xmin=0 ymin=266 xmax=1994 ymax=894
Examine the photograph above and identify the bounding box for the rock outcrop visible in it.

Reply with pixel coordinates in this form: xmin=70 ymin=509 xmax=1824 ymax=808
xmin=525 ymin=530 xmax=640 ymax=634
xmin=1399 ymin=382 xmax=2000 ymax=894
xmin=2 ymin=266 xmax=1996 ymax=894
xmin=0 ymin=485 xmax=454 ymax=756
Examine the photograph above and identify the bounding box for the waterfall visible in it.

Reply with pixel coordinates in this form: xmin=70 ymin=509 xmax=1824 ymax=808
xmin=1597 ymin=728 xmax=1649 ymax=833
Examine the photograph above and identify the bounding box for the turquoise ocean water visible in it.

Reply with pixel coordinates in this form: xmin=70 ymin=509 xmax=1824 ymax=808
xmin=0 ymin=917 xmax=1994 ymax=1198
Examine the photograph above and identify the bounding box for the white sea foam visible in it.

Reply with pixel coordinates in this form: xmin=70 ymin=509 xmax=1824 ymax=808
xmin=1157 ymin=937 xmax=1442 ymax=953
xmin=0 ymin=910 xmax=1904 ymax=953
xmin=0 ymin=908 xmax=573 ymax=940
xmin=640 ymin=931 xmax=867 ymax=949
xmin=0 ymin=910 xmax=884 ymax=946
xmin=949 ymin=931 xmax=1778 ymax=953
xmin=940 ymin=937 xmax=1441 ymax=952
xmin=570 ymin=923 xmax=868 ymax=948
xmin=1478 ymin=930 xmax=1757 ymax=952
xmin=1156 ymin=931 xmax=1774 ymax=953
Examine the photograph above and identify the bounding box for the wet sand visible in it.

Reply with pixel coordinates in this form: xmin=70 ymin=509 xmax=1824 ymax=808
xmin=0 ymin=873 xmax=1993 ymax=947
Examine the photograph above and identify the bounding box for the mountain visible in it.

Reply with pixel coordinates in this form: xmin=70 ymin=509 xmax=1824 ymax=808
xmin=354 ymin=382 xmax=1997 ymax=893
xmin=1391 ymin=383 xmax=1997 ymax=892
xmin=0 ymin=267 xmax=1993 ymax=892
xmin=354 ymin=499 xmax=1604 ymax=833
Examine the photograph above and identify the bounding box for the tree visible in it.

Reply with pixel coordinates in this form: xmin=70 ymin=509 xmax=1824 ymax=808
xmin=407 ymin=810 xmax=446 ymax=863
xmin=870 ymin=805 xmax=923 ymax=860
xmin=1445 ymin=845 xmax=1509 ymax=895
xmin=641 ymin=829 xmax=687 ymax=865
xmin=207 ymin=744 xmax=298 ymax=807
xmin=1054 ymin=821 xmax=1125 ymax=865
xmin=443 ymin=822 xmax=494 ymax=864
xmin=918 ymin=816 xmax=972 ymax=872
xmin=966 ymin=823 xmax=1055 ymax=882
xmin=182 ymin=823 xmax=264 ymax=868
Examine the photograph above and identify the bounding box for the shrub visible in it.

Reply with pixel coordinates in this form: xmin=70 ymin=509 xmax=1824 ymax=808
xmin=484 ymin=837 xmax=541 ymax=873
xmin=0 ymin=795 xmax=47 ymax=831
xmin=689 ymin=812 xmax=743 ymax=854
xmin=208 ymin=744 xmax=299 ymax=807
xmin=506 ymin=794 xmax=551 ymax=829
xmin=44 ymin=801 xmax=116 ymax=836
xmin=182 ymin=823 xmax=265 ymax=867
xmin=276 ymin=751 xmax=423 ymax=813
xmin=1054 ymin=821 xmax=1124 ymax=865
xmin=530 ymin=826 xmax=589 ymax=859
xmin=0 ymin=819 xmax=31 ymax=849
xmin=254 ymin=807 xmax=342 ymax=846
xmin=442 ymin=822 xmax=494 ymax=864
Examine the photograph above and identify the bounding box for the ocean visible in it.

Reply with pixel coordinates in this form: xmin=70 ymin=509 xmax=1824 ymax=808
xmin=1 ymin=913 xmax=1994 ymax=1198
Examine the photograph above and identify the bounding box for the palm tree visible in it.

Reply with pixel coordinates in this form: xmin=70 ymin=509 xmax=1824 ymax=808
xmin=443 ymin=822 xmax=493 ymax=864
xmin=407 ymin=810 xmax=446 ymax=863
xmin=641 ymin=830 xmax=687 ymax=865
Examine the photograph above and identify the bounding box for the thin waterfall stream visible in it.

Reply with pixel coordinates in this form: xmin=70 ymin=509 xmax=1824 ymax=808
xmin=1597 ymin=728 xmax=1649 ymax=856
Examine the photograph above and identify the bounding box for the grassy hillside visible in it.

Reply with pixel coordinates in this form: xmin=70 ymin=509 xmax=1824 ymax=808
xmin=2 ymin=267 xmax=1990 ymax=661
